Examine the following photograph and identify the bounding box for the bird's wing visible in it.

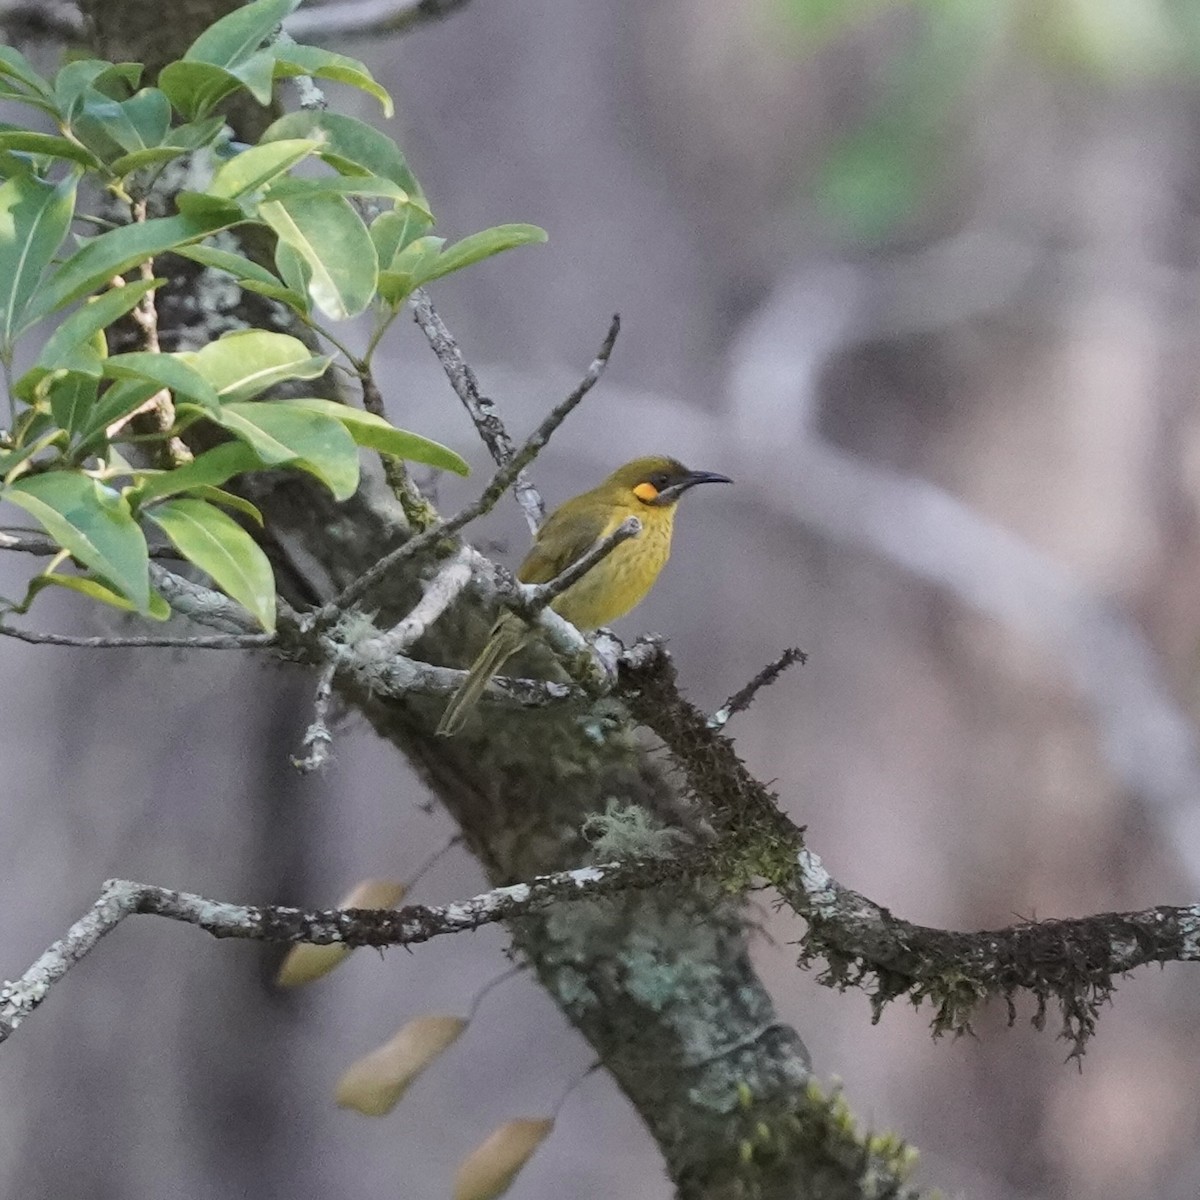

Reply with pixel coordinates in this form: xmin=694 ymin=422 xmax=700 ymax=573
xmin=516 ymin=500 xmax=612 ymax=584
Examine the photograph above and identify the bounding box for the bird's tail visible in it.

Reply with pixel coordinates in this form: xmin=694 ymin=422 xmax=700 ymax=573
xmin=436 ymin=616 xmax=529 ymax=736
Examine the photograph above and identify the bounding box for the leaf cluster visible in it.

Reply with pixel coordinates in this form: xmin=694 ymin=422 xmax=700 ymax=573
xmin=0 ymin=0 xmax=546 ymax=630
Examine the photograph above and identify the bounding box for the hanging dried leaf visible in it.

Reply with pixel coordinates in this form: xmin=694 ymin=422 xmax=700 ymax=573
xmin=453 ymin=1117 xmax=555 ymax=1200
xmin=275 ymin=878 xmax=407 ymax=987
xmin=335 ymin=1014 xmax=467 ymax=1116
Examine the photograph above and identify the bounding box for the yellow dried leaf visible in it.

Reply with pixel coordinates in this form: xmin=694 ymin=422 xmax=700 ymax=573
xmin=453 ymin=1118 xmax=555 ymax=1200
xmin=275 ymin=879 xmax=407 ymax=988
xmin=335 ymin=1014 xmax=467 ymax=1116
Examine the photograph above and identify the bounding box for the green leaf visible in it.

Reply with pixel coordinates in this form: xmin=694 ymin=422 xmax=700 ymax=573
xmin=260 ymin=111 xmax=426 ymax=206
xmin=377 ymin=235 xmax=444 ymax=306
xmin=158 ymin=61 xmax=242 ymax=119
xmin=174 ymin=191 xmax=247 ymax=225
xmin=171 ymin=116 xmax=228 ymax=152
xmin=174 ymin=245 xmax=309 ymax=313
xmin=1 ymin=431 xmax=61 ymax=482
xmin=0 ymin=150 xmax=35 ymax=179
xmin=174 ymin=243 xmax=283 ymax=287
xmin=284 ymin=398 xmax=469 ymax=475
xmin=128 ymin=441 xmax=264 ymax=505
xmin=184 ymin=0 xmax=300 ymax=68
xmin=272 ymin=239 xmax=311 ymax=303
xmin=47 ymin=371 xmax=100 ymax=435
xmin=180 ymin=330 xmax=330 ymax=401
xmin=259 ymin=193 xmax=376 ymax=319
xmin=0 ymin=171 xmax=78 ymax=345
xmin=263 ymin=175 xmax=409 ymax=204
xmin=208 ymin=137 xmax=320 ymax=199
xmin=370 ymin=205 xmax=433 ymax=268
xmin=25 ymin=211 xmax=240 ymax=329
xmin=107 ymin=145 xmax=195 ymax=178
xmin=190 ymin=485 xmax=263 ymax=525
xmin=419 ymin=223 xmax=547 ymax=285
xmin=8 ymin=408 xmax=58 ymax=452
xmin=2 ymin=471 xmax=150 ymax=611
xmin=160 ymin=48 xmax=278 ymax=116
xmin=14 ymin=358 xmax=74 ymax=406
xmin=144 ymin=497 xmax=276 ymax=631
xmin=32 ymin=571 xmax=171 ymax=620
xmin=209 ymin=401 xmax=359 ymax=500
xmin=55 ymin=60 xmax=142 ymax=119
xmin=272 ymin=44 xmax=393 ymax=115
xmin=74 ymin=379 xmax=161 ymax=448
xmin=72 ymin=88 xmax=172 ymax=158
xmin=0 ymin=47 xmax=53 ymax=100
xmin=0 ymin=89 xmax=56 ymax=119
xmin=0 ymin=131 xmax=99 ymax=168
xmin=103 ymin=352 xmax=222 ymax=411
xmin=233 ymin=276 xmax=310 ymax=314
xmin=37 ymin=277 xmax=159 ymax=369
xmin=223 ymin=49 xmax=279 ymax=106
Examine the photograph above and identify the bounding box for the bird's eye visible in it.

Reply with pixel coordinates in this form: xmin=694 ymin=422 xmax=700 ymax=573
xmin=650 ymin=473 xmax=669 ymax=489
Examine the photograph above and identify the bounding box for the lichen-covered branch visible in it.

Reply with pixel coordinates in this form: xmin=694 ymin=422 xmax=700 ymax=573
xmin=788 ymin=846 xmax=1200 ymax=1056
xmin=0 ymin=625 xmax=272 ymax=650
xmin=620 ymin=641 xmax=1200 ymax=1056
xmin=0 ymin=856 xmax=710 ymax=1044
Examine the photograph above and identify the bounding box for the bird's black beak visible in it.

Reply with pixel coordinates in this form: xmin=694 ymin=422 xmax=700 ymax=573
xmin=658 ymin=469 xmax=733 ymax=503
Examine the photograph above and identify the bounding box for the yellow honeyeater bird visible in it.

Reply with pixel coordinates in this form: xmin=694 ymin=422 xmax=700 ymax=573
xmin=436 ymin=455 xmax=731 ymax=736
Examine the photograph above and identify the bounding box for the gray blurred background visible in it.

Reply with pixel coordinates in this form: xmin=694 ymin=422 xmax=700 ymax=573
xmin=5 ymin=1 xmax=1200 ymax=1197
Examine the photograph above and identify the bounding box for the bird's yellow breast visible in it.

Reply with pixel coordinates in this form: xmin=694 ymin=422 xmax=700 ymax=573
xmin=549 ymin=506 xmax=675 ymax=630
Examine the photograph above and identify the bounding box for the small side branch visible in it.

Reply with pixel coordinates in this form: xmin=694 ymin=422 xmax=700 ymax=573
xmin=358 ymin=368 xmax=439 ymax=530
xmin=0 ymin=530 xmax=182 ymax=559
xmin=516 ymin=517 xmax=642 ymax=616
xmin=709 ymin=646 xmax=807 ymax=729
xmin=412 ymin=289 xmax=544 ymax=532
xmin=292 ymin=662 xmax=337 ymax=773
xmin=0 ymin=625 xmax=273 ymax=650
xmin=0 ymin=854 xmax=709 ymax=1043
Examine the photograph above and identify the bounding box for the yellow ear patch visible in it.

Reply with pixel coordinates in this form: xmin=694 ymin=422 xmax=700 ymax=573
xmin=632 ymin=482 xmax=659 ymax=502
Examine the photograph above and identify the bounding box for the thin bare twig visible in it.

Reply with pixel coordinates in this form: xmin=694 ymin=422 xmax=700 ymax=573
xmin=0 ymin=530 xmax=183 ymax=559
xmin=0 ymin=625 xmax=273 ymax=650
xmin=708 ymin=647 xmax=807 ymax=729
xmin=324 ymin=314 xmax=620 ymax=615
xmin=411 ymin=288 xmax=546 ymax=532
xmin=292 ymin=661 xmax=337 ymax=773
xmin=0 ymin=854 xmax=707 ymax=1043
xmin=517 ymin=517 xmax=641 ymax=614
xmin=359 ymin=369 xmax=439 ymax=530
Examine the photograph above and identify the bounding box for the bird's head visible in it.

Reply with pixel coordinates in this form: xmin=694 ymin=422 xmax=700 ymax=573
xmin=604 ymin=455 xmax=732 ymax=507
